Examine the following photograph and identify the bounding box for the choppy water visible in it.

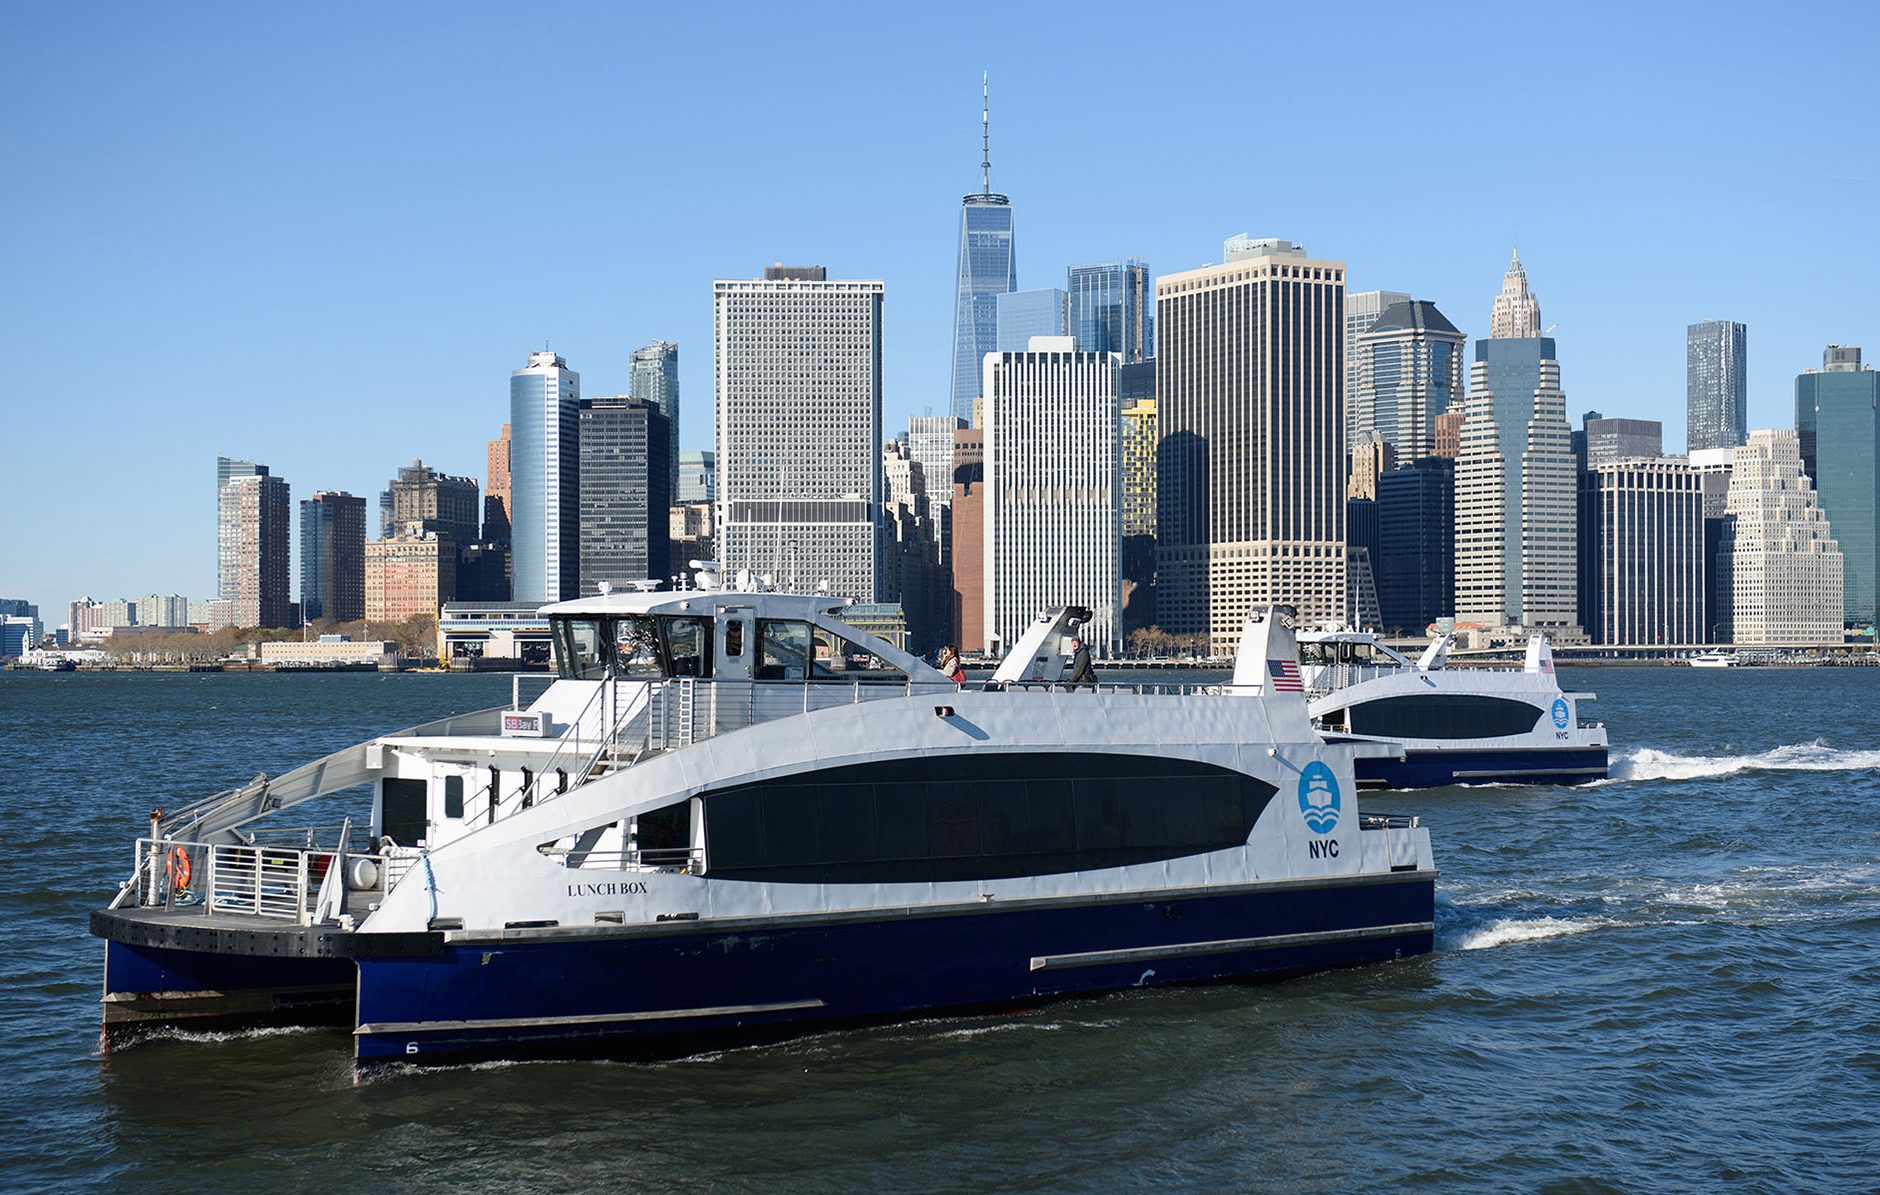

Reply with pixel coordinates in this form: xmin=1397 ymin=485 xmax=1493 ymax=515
xmin=2 ymin=668 xmax=1877 ymax=1192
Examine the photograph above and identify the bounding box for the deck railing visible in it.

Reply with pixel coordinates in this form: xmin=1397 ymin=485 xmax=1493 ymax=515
xmin=123 ymin=836 xmax=406 ymax=925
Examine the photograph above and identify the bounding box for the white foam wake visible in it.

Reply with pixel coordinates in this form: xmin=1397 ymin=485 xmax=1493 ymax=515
xmin=1452 ymin=915 xmax=1607 ymax=951
xmin=1607 ymin=741 xmax=1880 ymax=783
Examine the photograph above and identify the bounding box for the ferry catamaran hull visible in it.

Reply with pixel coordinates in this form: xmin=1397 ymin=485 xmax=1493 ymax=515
xmin=93 ymin=587 xmax=1436 ymax=1064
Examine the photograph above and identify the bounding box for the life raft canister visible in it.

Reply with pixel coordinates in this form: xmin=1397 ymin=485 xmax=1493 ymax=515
xmin=166 ymin=845 xmax=192 ymax=893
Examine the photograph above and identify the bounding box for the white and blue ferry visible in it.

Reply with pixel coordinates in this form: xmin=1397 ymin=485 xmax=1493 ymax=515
xmin=1280 ymin=628 xmax=1609 ymax=789
xmin=92 ymin=572 xmax=1435 ymax=1064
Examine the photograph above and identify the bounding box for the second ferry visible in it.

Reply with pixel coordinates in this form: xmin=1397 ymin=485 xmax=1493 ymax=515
xmin=91 ymin=569 xmax=1436 ymax=1065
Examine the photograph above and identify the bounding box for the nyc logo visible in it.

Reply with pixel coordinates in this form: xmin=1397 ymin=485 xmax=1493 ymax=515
xmin=1551 ymin=698 xmax=1570 ymax=730
xmin=1297 ymin=760 xmax=1341 ymax=835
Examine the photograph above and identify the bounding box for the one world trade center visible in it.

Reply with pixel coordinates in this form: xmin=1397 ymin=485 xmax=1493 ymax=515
xmin=949 ymin=74 xmax=1016 ymax=424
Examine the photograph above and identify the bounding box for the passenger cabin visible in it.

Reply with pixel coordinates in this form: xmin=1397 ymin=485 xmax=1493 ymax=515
xmin=366 ymin=589 xmax=947 ymax=858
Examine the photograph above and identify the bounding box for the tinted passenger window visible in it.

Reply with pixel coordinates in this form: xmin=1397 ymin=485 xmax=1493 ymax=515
xmin=701 ymin=754 xmax=1276 ymax=883
xmin=1349 ymin=695 xmax=1544 ymax=739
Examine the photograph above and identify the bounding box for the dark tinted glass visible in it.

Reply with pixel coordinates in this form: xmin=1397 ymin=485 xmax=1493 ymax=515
xmin=1348 ymin=694 xmax=1544 ymax=739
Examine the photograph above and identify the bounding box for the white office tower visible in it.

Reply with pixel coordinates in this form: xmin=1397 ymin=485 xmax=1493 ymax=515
xmin=982 ymin=337 xmax=1123 ymax=655
xmin=509 ymin=350 xmax=581 ymax=603
xmin=1715 ymin=429 xmax=1843 ymax=645
xmin=715 ymin=265 xmax=885 ymax=601
xmin=1454 ymin=254 xmax=1582 ymax=640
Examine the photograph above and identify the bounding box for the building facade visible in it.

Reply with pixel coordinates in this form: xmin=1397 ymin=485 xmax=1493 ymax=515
xmin=1577 ymin=458 xmax=1704 ymax=645
xmin=1375 ymin=457 xmax=1455 ymax=635
xmin=994 ymin=288 xmax=1069 ymax=352
xmin=1716 ymin=429 xmax=1843 ymax=644
xmin=1688 ymin=320 xmax=1748 ymax=452
xmin=1580 ymin=416 xmax=1664 ymax=470
xmin=388 ymin=460 xmax=480 ymax=544
xmin=509 ymin=350 xmax=581 ymax=603
xmin=366 ymin=532 xmax=455 ymax=624
xmin=677 ymin=449 xmax=715 ymax=504
xmin=715 ymin=265 xmax=884 ymax=600
xmin=1345 ymin=289 xmax=1411 ymax=444
xmin=1796 ymin=344 xmax=1879 ymax=628
xmin=629 ymin=339 xmax=680 ymax=494
xmin=218 ymin=468 xmax=291 ymax=628
xmin=579 ymin=395 xmax=672 ymax=592
xmin=484 ymin=423 xmax=511 ymax=545
xmin=1156 ymin=237 xmax=1347 ymax=651
xmin=1067 ymin=259 xmax=1152 ymax=362
xmin=948 ymin=79 xmax=1016 ymax=423
xmin=983 ymin=338 xmax=1122 ymax=654
xmin=299 ymin=490 xmax=366 ymax=623
xmin=1454 ymin=254 xmax=1581 ymax=639
xmin=1350 ymin=299 xmax=1465 ymax=464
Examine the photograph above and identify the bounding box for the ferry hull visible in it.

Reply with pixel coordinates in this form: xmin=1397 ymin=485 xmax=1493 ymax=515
xmin=1355 ymin=745 xmax=1609 ymax=790
xmin=351 ymin=875 xmax=1434 ymax=1063
xmin=99 ymin=936 xmax=354 ymax=1035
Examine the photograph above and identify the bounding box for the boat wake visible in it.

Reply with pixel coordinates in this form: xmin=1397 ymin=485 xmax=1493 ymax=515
xmin=1605 ymin=741 xmax=1880 ymax=783
xmin=1446 ymin=914 xmax=1611 ymax=952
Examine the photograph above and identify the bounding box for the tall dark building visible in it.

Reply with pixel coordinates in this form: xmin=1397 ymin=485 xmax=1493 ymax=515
xmin=579 ymin=396 xmax=671 ymax=593
xmin=387 ymin=460 xmax=480 ymax=543
xmin=1796 ymin=343 xmax=1880 ymax=628
xmin=1376 ymin=458 xmax=1455 ymax=634
xmin=1687 ymin=320 xmax=1747 ymax=451
xmin=299 ymin=491 xmax=366 ymax=622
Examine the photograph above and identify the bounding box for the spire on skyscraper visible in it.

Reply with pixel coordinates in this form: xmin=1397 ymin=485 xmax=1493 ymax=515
xmin=980 ymin=71 xmax=991 ymax=195
xmin=1489 ymin=250 xmax=1542 ymax=339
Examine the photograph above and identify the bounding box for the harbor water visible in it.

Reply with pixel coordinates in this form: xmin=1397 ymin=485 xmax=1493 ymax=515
xmin=2 ymin=668 xmax=1875 ymax=1191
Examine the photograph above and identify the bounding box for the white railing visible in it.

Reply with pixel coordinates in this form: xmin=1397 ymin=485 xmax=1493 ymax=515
xmin=541 ymin=845 xmax=704 ymax=873
xmin=126 ymin=836 xmax=406 ymax=925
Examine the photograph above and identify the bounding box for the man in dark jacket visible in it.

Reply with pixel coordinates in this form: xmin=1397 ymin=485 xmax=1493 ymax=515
xmin=1066 ymin=636 xmax=1097 ymax=689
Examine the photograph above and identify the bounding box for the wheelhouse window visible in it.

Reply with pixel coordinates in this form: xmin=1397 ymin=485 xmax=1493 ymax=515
xmin=758 ymin=619 xmax=905 ymax=682
xmin=552 ymin=615 xmax=717 ymax=680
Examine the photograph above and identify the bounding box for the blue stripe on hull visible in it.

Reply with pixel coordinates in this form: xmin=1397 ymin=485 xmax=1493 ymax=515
xmin=1355 ymin=746 xmax=1609 ymax=790
xmin=354 ymin=878 xmax=1434 ymax=1063
xmin=104 ymin=938 xmax=353 ymax=1001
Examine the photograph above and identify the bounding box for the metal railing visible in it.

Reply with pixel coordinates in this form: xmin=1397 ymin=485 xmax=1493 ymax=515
xmin=125 ymin=835 xmax=405 ymax=925
xmin=539 ymin=845 xmax=704 ymax=873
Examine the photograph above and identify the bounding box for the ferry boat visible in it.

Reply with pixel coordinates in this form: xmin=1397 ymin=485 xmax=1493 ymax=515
xmin=1284 ymin=628 xmax=1608 ymax=789
xmin=90 ymin=571 xmax=1436 ymax=1065
xmin=1688 ymin=651 xmax=1737 ymax=668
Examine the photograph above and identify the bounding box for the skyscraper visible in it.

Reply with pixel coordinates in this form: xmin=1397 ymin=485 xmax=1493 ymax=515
xmin=215 ymin=456 xmax=264 ymax=596
xmin=1345 ymin=289 xmax=1410 ymax=444
xmin=485 ymin=423 xmax=511 ymax=545
xmin=387 ymin=460 xmax=480 ymax=544
xmin=1350 ymin=299 xmax=1465 ymax=463
xmin=509 ymin=350 xmax=581 ymax=603
xmin=1716 ymin=429 xmax=1842 ymax=644
xmin=948 ymin=74 xmax=1017 ymax=424
xmin=1577 ymin=458 xmax=1704 ymax=645
xmin=1580 ymin=416 xmax=1664 ymax=470
xmin=579 ymin=395 xmax=672 ymax=592
xmin=1067 ymin=259 xmax=1152 ymax=362
xmin=1796 ymin=344 xmax=1879 ymax=628
xmin=1120 ymin=366 xmax=1157 ymax=634
xmin=677 ymin=449 xmax=715 ymax=504
xmin=218 ymin=469 xmax=291 ymax=628
xmin=983 ymin=337 xmax=1122 ymax=654
xmin=1156 ymin=237 xmax=1346 ymax=650
xmin=630 ymin=339 xmax=680 ymax=494
xmin=715 ymin=264 xmax=884 ymax=600
xmin=299 ymin=490 xmax=366 ymax=623
xmin=907 ymin=416 xmax=966 ymax=511
xmin=1376 ymin=457 xmax=1455 ymax=634
xmin=1687 ymin=320 xmax=1748 ymax=451
xmin=1454 ymin=253 xmax=1581 ymax=639
xmin=994 ymin=288 xmax=1067 ymax=352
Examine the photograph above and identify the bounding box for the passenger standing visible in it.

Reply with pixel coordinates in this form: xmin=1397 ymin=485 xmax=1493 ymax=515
xmin=935 ymin=644 xmax=966 ymax=685
xmin=1066 ymin=636 xmax=1097 ymax=690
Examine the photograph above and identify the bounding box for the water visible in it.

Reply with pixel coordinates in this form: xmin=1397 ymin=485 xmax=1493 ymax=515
xmin=3 ymin=668 xmax=1877 ymax=1191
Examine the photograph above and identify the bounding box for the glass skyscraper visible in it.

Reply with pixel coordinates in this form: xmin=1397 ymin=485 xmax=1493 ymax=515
xmin=1796 ymin=344 xmax=1879 ymax=628
xmin=629 ymin=339 xmax=679 ymax=494
xmin=993 ymin=288 xmax=1067 ymax=352
xmin=509 ymin=350 xmax=581 ymax=603
xmin=1687 ymin=320 xmax=1747 ymax=451
xmin=1067 ymin=259 xmax=1151 ymax=362
xmin=948 ymin=77 xmax=1016 ymax=424
xmin=299 ymin=491 xmax=366 ymax=623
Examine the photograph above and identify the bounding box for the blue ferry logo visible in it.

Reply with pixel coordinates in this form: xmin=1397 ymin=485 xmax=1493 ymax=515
xmin=1551 ymin=698 xmax=1569 ymax=730
xmin=1297 ymin=761 xmax=1341 ymax=835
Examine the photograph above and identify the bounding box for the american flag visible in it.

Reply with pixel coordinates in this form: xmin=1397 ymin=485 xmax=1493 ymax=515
xmin=1268 ymin=658 xmax=1303 ymax=693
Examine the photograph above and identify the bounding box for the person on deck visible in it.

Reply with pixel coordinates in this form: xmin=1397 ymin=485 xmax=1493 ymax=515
xmin=1066 ymin=636 xmax=1097 ymax=689
xmin=935 ymin=644 xmax=966 ymax=685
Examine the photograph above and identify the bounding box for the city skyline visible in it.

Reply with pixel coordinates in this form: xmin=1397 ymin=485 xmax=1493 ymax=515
xmin=3 ymin=6 xmax=1877 ymax=614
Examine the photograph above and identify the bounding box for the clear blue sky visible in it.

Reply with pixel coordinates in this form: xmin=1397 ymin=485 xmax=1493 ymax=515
xmin=3 ymin=2 xmax=1875 ymax=619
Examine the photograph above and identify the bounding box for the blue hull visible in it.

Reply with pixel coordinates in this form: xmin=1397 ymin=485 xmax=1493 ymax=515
xmin=101 ymin=937 xmax=355 ymax=1034
xmin=1355 ymin=745 xmax=1609 ymax=789
xmin=353 ymin=876 xmax=1434 ymax=1063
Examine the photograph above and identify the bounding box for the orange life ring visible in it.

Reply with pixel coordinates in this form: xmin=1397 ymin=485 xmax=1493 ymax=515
xmin=166 ymin=846 xmax=192 ymax=893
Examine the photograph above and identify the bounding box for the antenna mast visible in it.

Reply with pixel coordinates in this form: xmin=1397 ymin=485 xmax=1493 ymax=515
xmin=981 ymin=72 xmax=991 ymax=195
